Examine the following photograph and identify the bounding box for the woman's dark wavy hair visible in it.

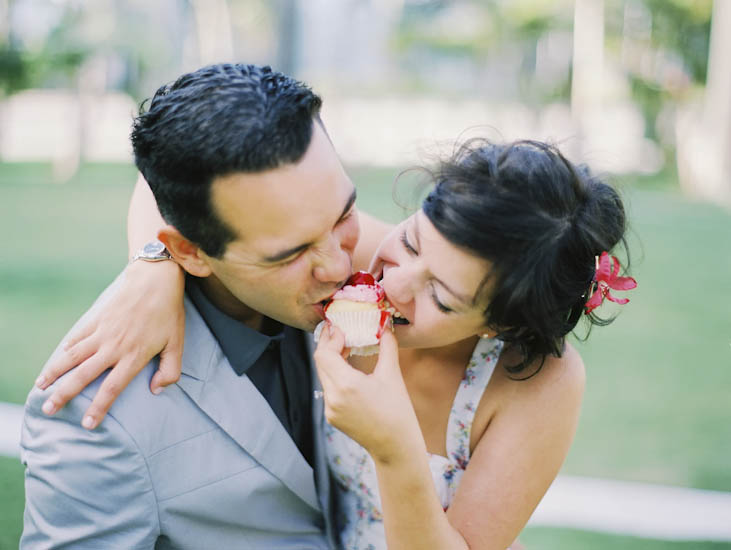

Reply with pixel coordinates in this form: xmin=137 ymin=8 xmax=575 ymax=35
xmin=131 ymin=63 xmax=322 ymax=258
xmin=421 ymin=139 xmax=630 ymax=376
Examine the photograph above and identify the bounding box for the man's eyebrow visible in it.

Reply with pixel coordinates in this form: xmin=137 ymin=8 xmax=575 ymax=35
xmin=339 ymin=188 xmax=357 ymax=223
xmin=263 ymin=188 xmax=357 ymax=263
xmin=263 ymin=242 xmax=311 ymax=263
xmin=414 ymin=214 xmax=471 ymax=305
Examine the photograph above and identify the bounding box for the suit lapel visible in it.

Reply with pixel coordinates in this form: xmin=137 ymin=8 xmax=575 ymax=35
xmin=306 ymin=334 xmax=339 ymax=548
xmin=176 ymin=298 xmax=320 ymax=512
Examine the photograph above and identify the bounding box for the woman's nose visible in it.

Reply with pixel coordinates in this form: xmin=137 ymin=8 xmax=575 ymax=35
xmin=381 ymin=264 xmax=417 ymax=306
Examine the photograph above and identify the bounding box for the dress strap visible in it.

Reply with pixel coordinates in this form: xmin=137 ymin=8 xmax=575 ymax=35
xmin=445 ymin=337 xmax=503 ymax=468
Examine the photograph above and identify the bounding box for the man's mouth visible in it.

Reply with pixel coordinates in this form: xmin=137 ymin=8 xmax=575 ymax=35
xmin=313 ymin=298 xmax=333 ymax=320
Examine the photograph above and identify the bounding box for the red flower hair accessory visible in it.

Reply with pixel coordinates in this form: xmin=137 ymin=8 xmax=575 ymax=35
xmin=584 ymin=252 xmax=637 ymax=314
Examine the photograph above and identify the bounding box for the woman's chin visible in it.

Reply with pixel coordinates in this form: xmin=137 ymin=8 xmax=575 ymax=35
xmin=392 ymin=323 xmax=420 ymax=347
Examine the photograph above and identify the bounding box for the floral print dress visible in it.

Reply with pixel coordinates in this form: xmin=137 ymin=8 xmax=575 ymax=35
xmin=324 ymin=337 xmax=504 ymax=550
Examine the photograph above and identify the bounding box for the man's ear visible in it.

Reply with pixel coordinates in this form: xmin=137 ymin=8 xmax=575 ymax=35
xmin=158 ymin=226 xmax=213 ymax=278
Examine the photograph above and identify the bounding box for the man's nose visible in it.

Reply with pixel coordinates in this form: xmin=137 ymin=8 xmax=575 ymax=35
xmin=313 ymin=235 xmax=352 ymax=284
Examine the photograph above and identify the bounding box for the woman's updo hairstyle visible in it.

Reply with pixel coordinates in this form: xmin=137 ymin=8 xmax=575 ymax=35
xmin=421 ymin=139 xmax=629 ymax=375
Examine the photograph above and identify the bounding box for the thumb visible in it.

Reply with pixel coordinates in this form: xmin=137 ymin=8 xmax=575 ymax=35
xmin=150 ymin=339 xmax=183 ymax=394
xmin=374 ymin=329 xmax=400 ymax=377
xmin=314 ymin=323 xmax=357 ymax=384
xmin=317 ymin=322 xmax=346 ymax=354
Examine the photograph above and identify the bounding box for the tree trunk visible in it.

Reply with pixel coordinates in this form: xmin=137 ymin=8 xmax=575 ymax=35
xmin=571 ymin=0 xmax=605 ymax=126
xmin=277 ymin=0 xmax=298 ymax=75
xmin=191 ymin=0 xmax=234 ymax=66
xmin=676 ymin=0 xmax=731 ymax=204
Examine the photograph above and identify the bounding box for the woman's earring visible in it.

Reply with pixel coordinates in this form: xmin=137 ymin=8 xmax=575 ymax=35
xmin=480 ymin=333 xmax=491 ymax=339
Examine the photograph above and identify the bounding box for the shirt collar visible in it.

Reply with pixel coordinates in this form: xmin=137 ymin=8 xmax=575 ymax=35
xmin=186 ymin=277 xmax=285 ymax=376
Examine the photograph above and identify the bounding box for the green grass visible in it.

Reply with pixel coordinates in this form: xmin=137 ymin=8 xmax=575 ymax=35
xmin=564 ymin=188 xmax=731 ymax=491
xmin=520 ymin=527 xmax=731 ymax=549
xmin=0 ymin=456 xmax=25 ymax=550
xmin=1 ymin=162 xmax=730 ymax=549
xmin=0 ymin=172 xmax=133 ymax=404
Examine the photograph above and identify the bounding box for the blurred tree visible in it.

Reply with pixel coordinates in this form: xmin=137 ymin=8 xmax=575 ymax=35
xmin=1 ymin=3 xmax=89 ymax=91
xmin=0 ymin=43 xmax=27 ymax=95
xmin=676 ymin=0 xmax=731 ymax=203
xmin=0 ymin=1 xmax=88 ymax=95
xmin=391 ymin=0 xmax=714 ymax=153
xmin=275 ymin=0 xmax=298 ymax=75
xmin=191 ymin=0 xmax=234 ymax=66
xmin=605 ymin=0 xmax=713 ymax=140
xmin=394 ymin=1 xmax=573 ymax=101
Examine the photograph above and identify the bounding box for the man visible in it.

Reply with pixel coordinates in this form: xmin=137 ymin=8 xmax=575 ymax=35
xmin=21 ymin=63 xmax=362 ymax=549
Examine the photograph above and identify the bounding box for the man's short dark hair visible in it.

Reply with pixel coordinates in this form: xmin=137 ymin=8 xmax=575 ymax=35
xmin=131 ymin=63 xmax=323 ymax=257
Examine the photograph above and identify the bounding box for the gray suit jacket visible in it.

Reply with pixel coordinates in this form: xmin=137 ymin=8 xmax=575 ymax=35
xmin=21 ymin=294 xmax=338 ymax=549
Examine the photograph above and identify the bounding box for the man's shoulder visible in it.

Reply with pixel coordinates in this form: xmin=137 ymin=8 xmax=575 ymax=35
xmin=24 ymin=359 xmax=217 ymax=458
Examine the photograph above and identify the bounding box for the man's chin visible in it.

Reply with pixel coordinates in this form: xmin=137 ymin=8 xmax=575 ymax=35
xmin=270 ymin=308 xmax=321 ymax=333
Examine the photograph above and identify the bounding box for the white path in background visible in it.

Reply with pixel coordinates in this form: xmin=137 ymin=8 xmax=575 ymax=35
xmin=0 ymin=402 xmax=23 ymax=458
xmin=528 ymin=475 xmax=731 ymax=541
xmin=2 ymin=400 xmax=730 ymax=541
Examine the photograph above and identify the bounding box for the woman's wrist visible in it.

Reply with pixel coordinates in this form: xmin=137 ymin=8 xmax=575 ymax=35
xmin=123 ymin=257 xmax=185 ymax=290
xmin=370 ymin=428 xmax=427 ymax=467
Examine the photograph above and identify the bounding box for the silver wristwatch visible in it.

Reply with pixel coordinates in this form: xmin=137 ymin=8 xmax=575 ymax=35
xmin=130 ymin=239 xmax=172 ymax=263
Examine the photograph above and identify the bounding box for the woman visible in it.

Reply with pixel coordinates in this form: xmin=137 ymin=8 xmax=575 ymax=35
xmin=39 ymin=139 xmax=634 ymax=549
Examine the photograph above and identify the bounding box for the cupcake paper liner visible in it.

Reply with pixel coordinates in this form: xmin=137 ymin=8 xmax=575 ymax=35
xmin=313 ymin=309 xmax=387 ymax=357
xmin=326 ymin=309 xmax=383 ymax=348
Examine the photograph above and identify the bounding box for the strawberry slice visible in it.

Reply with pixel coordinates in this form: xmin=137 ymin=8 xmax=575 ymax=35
xmin=346 ymin=271 xmax=376 ymax=286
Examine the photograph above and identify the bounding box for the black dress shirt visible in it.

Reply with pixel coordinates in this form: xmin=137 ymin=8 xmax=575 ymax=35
xmin=186 ymin=278 xmax=314 ymax=467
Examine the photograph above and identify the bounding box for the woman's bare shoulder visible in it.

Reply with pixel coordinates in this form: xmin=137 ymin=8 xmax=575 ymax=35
xmin=489 ymin=342 xmax=585 ymax=415
xmin=541 ymin=342 xmax=586 ymax=394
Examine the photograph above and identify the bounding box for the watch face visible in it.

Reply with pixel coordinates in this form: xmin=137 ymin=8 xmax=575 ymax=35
xmin=143 ymin=240 xmax=166 ymax=256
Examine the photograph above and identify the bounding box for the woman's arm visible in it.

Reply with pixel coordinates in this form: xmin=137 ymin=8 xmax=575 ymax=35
xmin=315 ymin=327 xmax=469 ymax=549
xmin=444 ymin=346 xmax=585 ymax=549
xmin=352 ymin=210 xmax=393 ymax=272
xmin=39 ymin=182 xmax=396 ymax=429
xmin=315 ymin=327 xmax=585 ymax=550
xmin=38 ymin=175 xmax=186 ymax=430
xmin=127 ymin=173 xmax=167 ymax=256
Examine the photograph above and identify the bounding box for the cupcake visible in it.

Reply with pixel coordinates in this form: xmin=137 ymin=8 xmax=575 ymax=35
xmin=315 ymin=271 xmax=392 ymax=356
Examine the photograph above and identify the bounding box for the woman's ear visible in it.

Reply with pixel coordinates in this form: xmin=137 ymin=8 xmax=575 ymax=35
xmin=478 ymin=324 xmax=497 ymax=340
xmin=158 ymin=226 xmax=213 ymax=278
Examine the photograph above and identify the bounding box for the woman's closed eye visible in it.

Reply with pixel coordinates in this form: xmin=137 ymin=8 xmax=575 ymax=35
xmin=400 ymin=231 xmax=417 ymax=255
xmin=430 ymin=283 xmax=453 ymax=313
xmin=401 ymin=230 xmax=454 ymax=313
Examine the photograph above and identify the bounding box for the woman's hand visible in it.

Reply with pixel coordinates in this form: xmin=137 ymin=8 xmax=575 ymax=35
xmin=314 ymin=324 xmax=426 ymax=464
xmin=36 ymin=260 xmax=186 ymax=429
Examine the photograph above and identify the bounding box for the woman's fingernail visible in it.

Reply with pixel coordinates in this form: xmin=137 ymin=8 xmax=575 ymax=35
xmin=35 ymin=375 xmax=46 ymax=388
xmin=62 ymin=340 xmax=70 ymax=350
xmin=42 ymin=400 xmax=57 ymax=415
xmin=82 ymin=416 xmax=95 ymax=430
xmin=151 ymin=386 xmax=163 ymax=395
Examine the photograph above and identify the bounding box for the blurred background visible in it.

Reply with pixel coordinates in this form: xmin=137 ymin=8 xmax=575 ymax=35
xmin=1 ymin=1 xmax=730 ymax=548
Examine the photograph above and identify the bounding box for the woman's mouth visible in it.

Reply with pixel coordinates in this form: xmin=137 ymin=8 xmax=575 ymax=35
xmin=384 ymin=299 xmax=410 ymax=325
xmin=376 ymin=271 xmax=410 ymax=325
xmin=392 ymin=310 xmax=410 ymax=325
